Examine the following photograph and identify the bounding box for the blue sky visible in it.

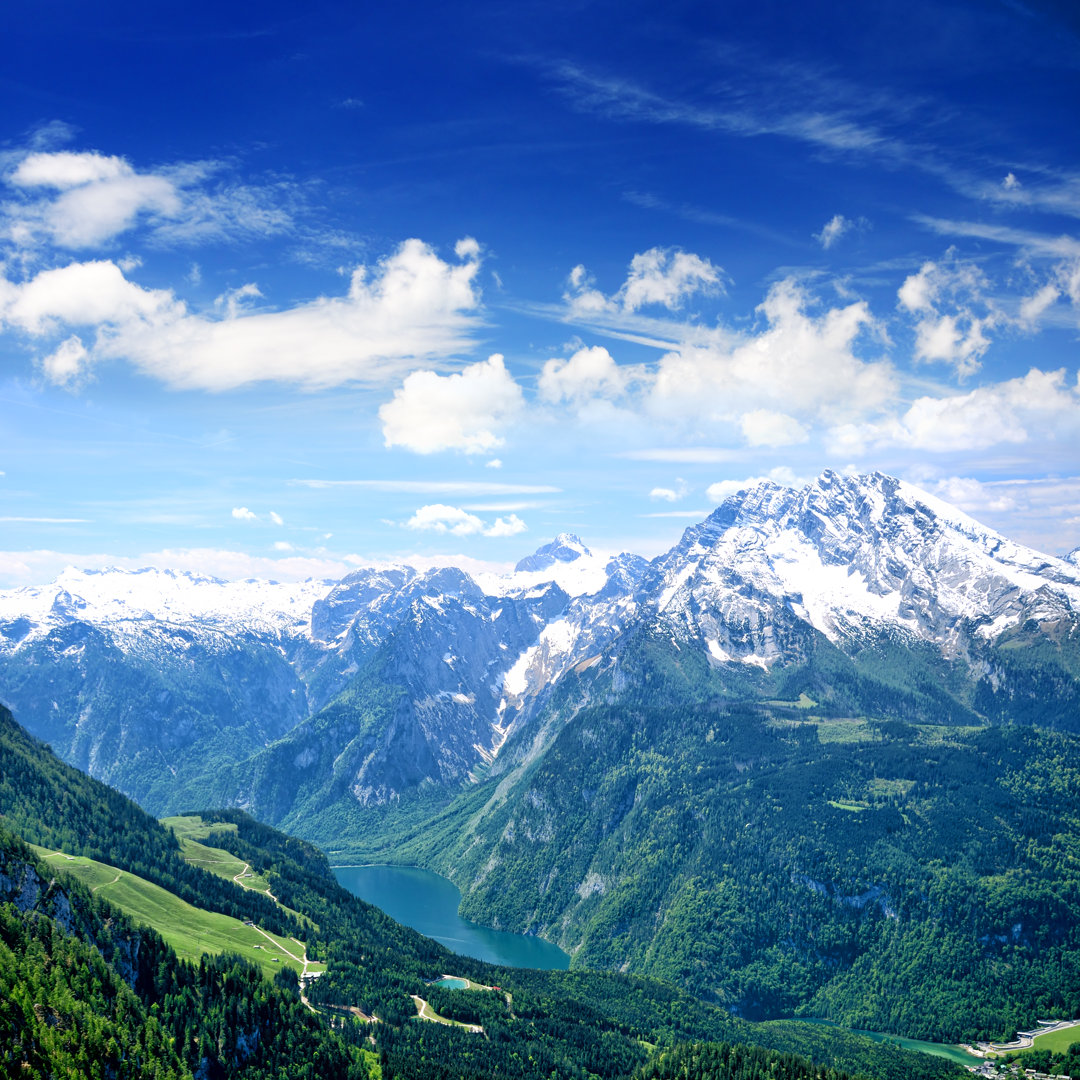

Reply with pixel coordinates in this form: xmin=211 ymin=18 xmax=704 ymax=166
xmin=1 ymin=0 xmax=1079 ymax=584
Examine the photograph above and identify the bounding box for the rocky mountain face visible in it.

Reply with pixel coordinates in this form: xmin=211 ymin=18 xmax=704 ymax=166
xmin=0 ymin=473 xmax=1077 ymax=822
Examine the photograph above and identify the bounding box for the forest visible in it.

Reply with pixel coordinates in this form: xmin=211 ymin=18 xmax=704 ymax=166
xmin=0 ymin=702 xmax=966 ymax=1080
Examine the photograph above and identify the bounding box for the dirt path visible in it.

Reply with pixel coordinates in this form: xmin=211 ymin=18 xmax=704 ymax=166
xmin=92 ymin=870 xmax=122 ymax=893
xmin=249 ymin=925 xmax=317 ymax=1013
xmin=410 ymin=995 xmax=483 ymax=1033
xmin=233 ymin=862 xmax=279 ymax=903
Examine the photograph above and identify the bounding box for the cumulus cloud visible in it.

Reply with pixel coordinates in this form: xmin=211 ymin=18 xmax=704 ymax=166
xmin=269 ymin=511 xmax=284 ymax=526
xmin=7 ymin=150 xmax=181 ymax=248
xmin=380 ymin=353 xmax=523 ymax=454
xmin=231 ymin=507 xmax=258 ymax=520
xmin=650 ymin=478 xmax=688 ymax=502
xmin=0 ymin=239 xmax=483 ymax=390
xmin=40 ymin=335 xmax=90 ymax=387
xmin=565 ymin=246 xmax=723 ymax=316
xmin=405 ymin=503 xmax=527 ymax=537
xmin=538 ymin=345 xmax=628 ymax=404
xmin=705 ymin=466 xmax=805 ymax=504
xmin=648 ymin=277 xmax=892 ymax=425
xmin=830 ymin=367 xmax=1080 ymax=454
xmin=897 ymin=254 xmax=998 ymax=376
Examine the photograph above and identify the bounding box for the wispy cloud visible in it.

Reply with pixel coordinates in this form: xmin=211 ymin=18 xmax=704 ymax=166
xmin=290 ymin=479 xmax=562 ymax=494
xmin=0 ymin=516 xmax=89 ymax=523
xmin=543 ymin=60 xmax=893 ymax=156
xmin=913 ymin=215 xmax=1080 ymax=258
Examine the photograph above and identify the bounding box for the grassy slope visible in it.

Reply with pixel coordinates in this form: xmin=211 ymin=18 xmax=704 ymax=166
xmin=30 ymin=841 xmax=324 ymax=980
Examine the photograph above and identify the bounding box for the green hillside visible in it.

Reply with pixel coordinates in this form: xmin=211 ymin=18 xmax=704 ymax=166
xmin=0 ymin=701 xmax=964 ymax=1080
xmin=29 ymin=844 xmax=320 ymax=979
xmin=341 ymin=632 xmax=1080 ymax=1043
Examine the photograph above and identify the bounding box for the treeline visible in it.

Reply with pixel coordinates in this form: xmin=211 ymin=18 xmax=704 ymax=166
xmin=1010 ymin=1040 xmax=1080 ymax=1077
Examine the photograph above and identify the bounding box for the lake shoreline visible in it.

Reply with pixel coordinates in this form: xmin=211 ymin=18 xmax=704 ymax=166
xmin=334 ymin=862 xmax=570 ymax=970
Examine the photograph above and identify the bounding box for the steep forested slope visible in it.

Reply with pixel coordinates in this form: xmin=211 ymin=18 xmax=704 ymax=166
xmin=365 ymin=632 xmax=1080 ymax=1042
xmin=0 ymin=702 xmax=963 ymax=1080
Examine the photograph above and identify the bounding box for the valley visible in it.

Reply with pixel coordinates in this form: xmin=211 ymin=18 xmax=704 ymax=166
xmin=0 ymin=703 xmax=966 ymax=1080
xmin=2 ymin=472 xmax=1080 ymax=1072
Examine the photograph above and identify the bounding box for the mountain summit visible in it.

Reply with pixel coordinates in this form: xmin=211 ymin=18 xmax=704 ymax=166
xmin=0 ymin=470 xmax=1078 ymax=816
xmin=514 ymin=533 xmax=592 ymax=573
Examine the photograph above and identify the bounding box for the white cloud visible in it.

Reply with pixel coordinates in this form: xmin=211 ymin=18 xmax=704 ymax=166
xmin=565 ymin=246 xmax=723 ymax=316
xmin=705 ymin=466 xmax=805 ymax=505
xmin=0 ymin=259 xmax=177 ymax=336
xmin=1 ymin=239 xmax=482 ymax=390
xmin=897 ymin=255 xmax=998 ymax=375
xmin=380 ymin=353 xmax=523 ymax=454
xmin=269 ymin=511 xmax=284 ymax=526
xmin=483 ymin=513 xmax=528 ymax=537
xmin=1002 ymin=172 xmax=1021 ymax=191
xmin=1018 ymin=282 xmax=1061 ymax=328
xmin=0 ymin=547 xmax=358 ymax=588
xmin=40 ymin=334 xmax=90 ymax=387
xmin=273 ymin=540 xmax=294 ymax=551
xmin=911 ymin=474 xmax=1080 ymax=555
xmin=814 ymin=214 xmax=850 ymax=249
xmin=7 ymin=150 xmax=181 ymax=248
xmin=738 ymin=409 xmax=809 ymax=447
xmin=485 ymin=458 xmax=503 ymax=469
xmin=830 ymin=367 xmax=1080 ymax=453
xmin=231 ymin=506 xmax=258 ymax=520
xmin=619 ymin=248 xmax=724 ymax=311
xmin=405 ymin=503 xmax=527 ymax=537
xmin=648 ymin=278 xmax=892 ymax=425
xmin=3 ymin=148 xmax=295 ymax=251
xmin=924 ymin=476 xmax=1016 ymax=514
xmin=649 ymin=478 xmax=688 ymax=502
xmin=539 ymin=345 xmax=627 ymax=404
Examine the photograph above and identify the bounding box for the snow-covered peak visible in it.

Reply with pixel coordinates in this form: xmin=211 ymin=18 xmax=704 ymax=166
xmin=514 ymin=533 xmax=591 ymax=574
xmin=651 ymin=470 xmax=1080 ymax=655
xmin=0 ymin=565 xmax=335 ymax=642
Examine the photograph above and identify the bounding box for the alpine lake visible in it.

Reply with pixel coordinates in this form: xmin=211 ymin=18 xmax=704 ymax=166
xmin=333 ymin=863 xmax=570 ymax=970
xmin=334 ymin=865 xmax=983 ymax=1067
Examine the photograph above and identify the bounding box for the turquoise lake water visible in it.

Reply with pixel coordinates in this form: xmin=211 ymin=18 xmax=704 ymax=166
xmin=333 ymin=863 xmax=570 ymax=970
xmin=796 ymin=1018 xmax=981 ymax=1066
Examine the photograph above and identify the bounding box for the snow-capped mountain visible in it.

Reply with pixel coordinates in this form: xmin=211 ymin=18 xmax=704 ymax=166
xmin=641 ymin=470 xmax=1080 ymax=663
xmin=0 ymin=471 xmax=1078 ymax=820
xmin=0 ymin=566 xmax=335 ymax=653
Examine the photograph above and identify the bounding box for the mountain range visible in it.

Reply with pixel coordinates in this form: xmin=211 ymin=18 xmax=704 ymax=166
xmin=3 ymin=470 xmax=1080 ymax=1038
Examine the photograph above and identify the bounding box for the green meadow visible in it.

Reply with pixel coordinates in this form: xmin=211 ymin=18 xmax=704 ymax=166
xmin=32 ymin=844 xmax=323 ymax=980
xmin=1029 ymin=1023 xmax=1080 ymax=1054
